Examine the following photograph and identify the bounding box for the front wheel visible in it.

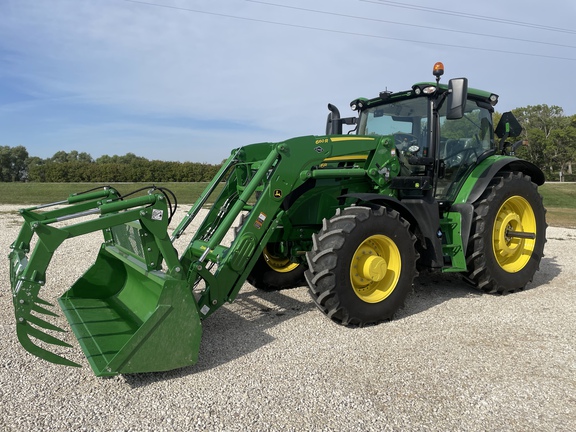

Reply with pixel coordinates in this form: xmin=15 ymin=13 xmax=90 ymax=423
xmin=305 ymin=206 xmax=417 ymax=326
xmin=247 ymin=244 xmax=306 ymax=291
xmin=465 ymin=172 xmax=547 ymax=293
xmin=235 ymin=213 xmax=306 ymax=291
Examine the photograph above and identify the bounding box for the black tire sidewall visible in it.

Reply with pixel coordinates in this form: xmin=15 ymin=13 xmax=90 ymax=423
xmin=330 ymin=209 xmax=416 ymax=322
xmin=247 ymin=253 xmax=306 ymax=291
xmin=475 ymin=174 xmax=546 ymax=290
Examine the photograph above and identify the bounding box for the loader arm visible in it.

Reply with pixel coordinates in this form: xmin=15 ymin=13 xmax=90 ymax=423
xmin=175 ymin=135 xmax=397 ymax=319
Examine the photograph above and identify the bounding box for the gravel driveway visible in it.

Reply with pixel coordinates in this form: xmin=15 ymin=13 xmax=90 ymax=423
xmin=1 ymin=205 xmax=574 ymax=431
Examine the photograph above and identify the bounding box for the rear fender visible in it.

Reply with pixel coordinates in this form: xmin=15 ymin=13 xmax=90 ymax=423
xmin=454 ymin=156 xmax=545 ymax=206
xmin=450 ymin=156 xmax=545 ymax=257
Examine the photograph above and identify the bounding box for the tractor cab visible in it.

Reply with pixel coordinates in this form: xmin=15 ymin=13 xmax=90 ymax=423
xmin=350 ymin=63 xmax=499 ymax=203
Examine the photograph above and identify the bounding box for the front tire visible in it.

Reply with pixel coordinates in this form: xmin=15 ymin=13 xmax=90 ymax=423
xmin=465 ymin=172 xmax=546 ymax=293
xmin=305 ymin=206 xmax=417 ymax=326
xmin=235 ymin=213 xmax=306 ymax=291
xmin=247 ymin=245 xmax=306 ymax=291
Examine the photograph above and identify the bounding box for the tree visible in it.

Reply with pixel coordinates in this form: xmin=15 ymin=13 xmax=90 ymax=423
xmin=95 ymin=154 xmax=114 ymax=164
xmin=0 ymin=146 xmax=223 ymax=182
xmin=119 ymin=152 xmax=148 ymax=165
xmin=50 ymin=150 xmax=69 ymax=164
xmin=0 ymin=145 xmax=29 ymax=181
xmin=548 ymin=115 xmax=576 ymax=179
xmin=25 ymin=156 xmax=45 ymax=182
xmin=510 ymin=104 xmax=576 ymax=180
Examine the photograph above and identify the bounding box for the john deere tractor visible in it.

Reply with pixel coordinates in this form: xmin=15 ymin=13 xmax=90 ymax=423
xmin=9 ymin=63 xmax=546 ymax=376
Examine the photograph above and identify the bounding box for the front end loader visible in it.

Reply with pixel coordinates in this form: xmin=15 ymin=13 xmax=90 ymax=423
xmin=10 ymin=188 xmax=202 ymax=375
xmin=8 ymin=63 xmax=546 ymax=376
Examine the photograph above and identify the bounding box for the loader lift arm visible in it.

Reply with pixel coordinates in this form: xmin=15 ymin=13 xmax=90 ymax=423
xmin=175 ymin=135 xmax=397 ymax=319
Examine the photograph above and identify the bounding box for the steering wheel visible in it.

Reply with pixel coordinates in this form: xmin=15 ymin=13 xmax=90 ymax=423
xmin=444 ymin=147 xmax=478 ymax=169
xmin=393 ymin=133 xmax=418 ymax=152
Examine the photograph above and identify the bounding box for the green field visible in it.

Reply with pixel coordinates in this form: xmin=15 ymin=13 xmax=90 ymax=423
xmin=0 ymin=181 xmax=574 ymax=227
xmin=0 ymin=182 xmax=219 ymax=206
xmin=536 ymin=182 xmax=576 ymax=228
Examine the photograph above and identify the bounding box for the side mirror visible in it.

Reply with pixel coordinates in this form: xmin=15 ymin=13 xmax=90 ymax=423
xmin=446 ymin=78 xmax=468 ymax=120
xmin=495 ymin=111 xmax=522 ymax=139
xmin=326 ymin=103 xmax=342 ymax=135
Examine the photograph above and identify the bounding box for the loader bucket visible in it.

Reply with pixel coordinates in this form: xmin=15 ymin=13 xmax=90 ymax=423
xmin=9 ymin=189 xmax=202 ymax=376
xmin=58 ymin=245 xmax=202 ymax=376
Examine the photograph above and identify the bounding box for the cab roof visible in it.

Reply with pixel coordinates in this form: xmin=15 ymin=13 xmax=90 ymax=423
xmin=352 ymin=81 xmax=498 ymax=111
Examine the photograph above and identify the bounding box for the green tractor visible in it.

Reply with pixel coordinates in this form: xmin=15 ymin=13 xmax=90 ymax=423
xmin=9 ymin=63 xmax=546 ymax=376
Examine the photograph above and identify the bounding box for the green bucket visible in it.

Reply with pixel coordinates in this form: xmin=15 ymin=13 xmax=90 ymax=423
xmin=59 ymin=245 xmax=202 ymax=377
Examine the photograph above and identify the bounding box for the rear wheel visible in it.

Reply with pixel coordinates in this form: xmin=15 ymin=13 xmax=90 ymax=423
xmin=465 ymin=172 xmax=546 ymax=293
xmin=305 ymin=206 xmax=417 ymax=326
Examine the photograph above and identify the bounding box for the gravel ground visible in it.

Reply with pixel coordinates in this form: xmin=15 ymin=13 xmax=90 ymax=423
xmin=0 ymin=204 xmax=575 ymax=431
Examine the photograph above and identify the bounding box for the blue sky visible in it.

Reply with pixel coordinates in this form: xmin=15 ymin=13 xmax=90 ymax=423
xmin=1 ymin=0 xmax=576 ymax=164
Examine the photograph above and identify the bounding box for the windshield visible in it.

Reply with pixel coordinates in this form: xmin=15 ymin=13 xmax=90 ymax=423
xmin=358 ymin=97 xmax=429 ymax=153
xmin=357 ymin=94 xmax=495 ymax=200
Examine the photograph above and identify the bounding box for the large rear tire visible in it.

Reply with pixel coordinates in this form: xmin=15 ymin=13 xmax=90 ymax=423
xmin=465 ymin=172 xmax=546 ymax=293
xmin=305 ymin=206 xmax=417 ymax=326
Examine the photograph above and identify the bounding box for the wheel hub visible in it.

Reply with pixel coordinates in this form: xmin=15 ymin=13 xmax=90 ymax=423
xmin=495 ymin=212 xmax=523 ymax=256
xmin=360 ymin=255 xmax=388 ymax=282
xmin=350 ymin=235 xmax=401 ymax=303
xmin=492 ymin=195 xmax=537 ymax=273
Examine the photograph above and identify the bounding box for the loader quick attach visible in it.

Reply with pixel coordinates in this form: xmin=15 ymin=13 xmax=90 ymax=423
xmin=8 ymin=63 xmax=547 ymax=376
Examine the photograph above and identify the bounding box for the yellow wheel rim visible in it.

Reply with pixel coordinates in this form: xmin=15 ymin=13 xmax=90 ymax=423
xmin=263 ymin=246 xmax=299 ymax=273
xmin=492 ymin=195 xmax=537 ymax=273
xmin=350 ymin=235 xmax=401 ymax=303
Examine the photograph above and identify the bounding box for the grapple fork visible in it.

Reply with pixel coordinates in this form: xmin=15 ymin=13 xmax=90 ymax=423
xmin=9 ymin=187 xmax=202 ymax=376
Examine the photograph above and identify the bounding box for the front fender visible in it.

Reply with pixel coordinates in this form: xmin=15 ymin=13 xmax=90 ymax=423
xmin=342 ymin=193 xmax=444 ymax=268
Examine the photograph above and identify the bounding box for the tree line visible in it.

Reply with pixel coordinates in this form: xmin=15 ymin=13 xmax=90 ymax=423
xmin=0 ymin=149 xmax=222 ymax=182
xmin=1 ymin=103 xmax=574 ymax=182
xmin=508 ymin=105 xmax=576 ymax=181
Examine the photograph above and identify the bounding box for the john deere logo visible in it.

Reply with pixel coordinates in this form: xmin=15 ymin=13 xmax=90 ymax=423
xmin=274 ymin=189 xmax=282 ymax=198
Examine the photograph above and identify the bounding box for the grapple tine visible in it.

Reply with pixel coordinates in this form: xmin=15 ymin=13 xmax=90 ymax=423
xmin=25 ymin=314 xmax=66 ymax=332
xmin=31 ymin=302 xmax=58 ymax=317
xmin=35 ymin=297 xmax=54 ymax=307
xmin=17 ymin=325 xmax=80 ymax=367
xmin=26 ymin=326 xmax=73 ymax=348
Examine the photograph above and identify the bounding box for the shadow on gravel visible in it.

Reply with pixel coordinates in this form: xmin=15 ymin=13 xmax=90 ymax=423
xmin=122 ymin=288 xmax=316 ymax=388
xmin=396 ymin=255 xmax=561 ymax=320
xmin=123 ymin=276 xmax=479 ymax=387
xmin=396 ymin=272 xmax=477 ymax=320
xmin=530 ymin=256 xmax=562 ymax=286
xmin=122 ymin=257 xmax=561 ymax=387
